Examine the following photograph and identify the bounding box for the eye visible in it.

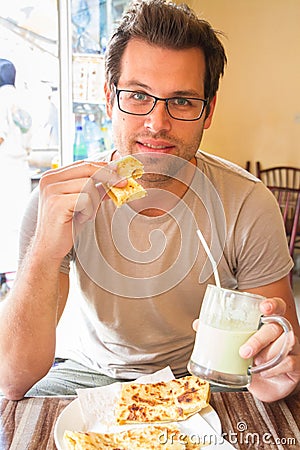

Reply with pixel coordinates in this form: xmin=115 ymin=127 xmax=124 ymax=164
xmin=172 ymin=98 xmax=191 ymax=107
xmin=132 ymin=92 xmax=148 ymax=101
xmin=174 ymin=98 xmax=188 ymax=106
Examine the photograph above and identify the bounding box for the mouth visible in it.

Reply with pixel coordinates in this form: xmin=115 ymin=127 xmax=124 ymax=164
xmin=137 ymin=141 xmax=175 ymax=154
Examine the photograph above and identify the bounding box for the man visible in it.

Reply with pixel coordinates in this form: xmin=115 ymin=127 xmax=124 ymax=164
xmin=0 ymin=0 xmax=299 ymax=402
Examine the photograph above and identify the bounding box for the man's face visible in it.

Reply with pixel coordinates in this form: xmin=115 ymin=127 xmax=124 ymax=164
xmin=105 ymin=38 xmax=215 ymax=184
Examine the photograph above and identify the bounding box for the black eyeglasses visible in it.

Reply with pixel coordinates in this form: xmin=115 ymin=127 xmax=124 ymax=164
xmin=115 ymin=87 xmax=208 ymax=121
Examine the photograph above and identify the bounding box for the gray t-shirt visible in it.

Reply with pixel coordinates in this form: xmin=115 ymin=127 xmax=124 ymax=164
xmin=20 ymin=151 xmax=293 ymax=378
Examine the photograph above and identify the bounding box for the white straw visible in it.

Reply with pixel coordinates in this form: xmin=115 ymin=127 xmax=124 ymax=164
xmin=196 ymin=229 xmax=221 ymax=288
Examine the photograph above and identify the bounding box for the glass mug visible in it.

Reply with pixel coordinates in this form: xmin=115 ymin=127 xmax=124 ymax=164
xmin=188 ymin=284 xmax=293 ymax=389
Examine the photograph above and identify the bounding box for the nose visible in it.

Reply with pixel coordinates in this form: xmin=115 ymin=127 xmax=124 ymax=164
xmin=144 ymin=100 xmax=172 ymax=133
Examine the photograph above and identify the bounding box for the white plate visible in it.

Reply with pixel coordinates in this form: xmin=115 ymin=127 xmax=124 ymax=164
xmin=54 ymin=398 xmax=222 ymax=450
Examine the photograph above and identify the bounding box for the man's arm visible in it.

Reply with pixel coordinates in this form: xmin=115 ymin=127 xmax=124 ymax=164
xmin=242 ymin=275 xmax=300 ymax=401
xmin=0 ymin=160 xmax=125 ymax=400
xmin=0 ymin=255 xmax=69 ymax=400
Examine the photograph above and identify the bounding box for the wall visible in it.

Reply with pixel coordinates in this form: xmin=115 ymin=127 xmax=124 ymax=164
xmin=174 ymin=0 xmax=300 ymax=172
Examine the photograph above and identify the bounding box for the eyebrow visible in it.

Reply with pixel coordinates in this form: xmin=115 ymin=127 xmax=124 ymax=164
xmin=120 ymin=81 xmax=203 ymax=98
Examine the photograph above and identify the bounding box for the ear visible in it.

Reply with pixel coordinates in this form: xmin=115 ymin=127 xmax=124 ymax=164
xmin=104 ymin=82 xmax=113 ymax=119
xmin=203 ymin=95 xmax=217 ymax=130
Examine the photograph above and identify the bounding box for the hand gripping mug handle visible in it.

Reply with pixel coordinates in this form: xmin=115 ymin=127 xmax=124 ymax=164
xmin=249 ymin=315 xmax=293 ymax=375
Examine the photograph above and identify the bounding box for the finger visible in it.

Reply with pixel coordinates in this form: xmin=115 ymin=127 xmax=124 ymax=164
xmin=41 ymin=161 xmax=126 ymax=188
xmin=44 ymin=159 xmax=103 ymax=174
xmin=256 ymin=343 xmax=300 ymax=379
xmin=42 ymin=160 xmax=104 ymax=179
xmin=41 ymin=177 xmax=93 ymax=195
xmin=239 ymin=321 xmax=284 ymax=359
xmin=40 ymin=177 xmax=102 ymax=225
xmin=259 ymin=297 xmax=286 ymax=316
xmin=41 ymin=177 xmax=101 ymax=216
xmin=253 ymin=328 xmax=295 ymax=365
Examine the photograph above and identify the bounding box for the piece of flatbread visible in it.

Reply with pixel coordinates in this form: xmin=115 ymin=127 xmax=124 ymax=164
xmin=106 ymin=155 xmax=146 ymax=207
xmin=115 ymin=155 xmax=144 ymax=179
xmin=64 ymin=424 xmax=200 ymax=449
xmin=115 ymin=375 xmax=210 ymax=425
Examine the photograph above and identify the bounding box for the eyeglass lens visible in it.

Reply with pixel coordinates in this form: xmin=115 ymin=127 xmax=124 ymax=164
xmin=117 ymin=90 xmax=206 ymax=121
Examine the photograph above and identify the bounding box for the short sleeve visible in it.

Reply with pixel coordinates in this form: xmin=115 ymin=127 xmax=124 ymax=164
xmin=233 ymin=182 xmax=293 ymax=289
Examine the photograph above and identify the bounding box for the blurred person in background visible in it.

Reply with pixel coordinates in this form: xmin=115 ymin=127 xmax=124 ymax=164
xmin=0 ymin=58 xmax=32 ymax=293
xmin=29 ymin=82 xmax=59 ymax=150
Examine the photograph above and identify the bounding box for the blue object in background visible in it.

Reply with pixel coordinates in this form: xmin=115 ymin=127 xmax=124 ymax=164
xmin=73 ymin=125 xmax=87 ymax=161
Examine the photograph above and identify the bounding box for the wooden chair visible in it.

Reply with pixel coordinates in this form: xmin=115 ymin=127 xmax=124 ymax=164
xmin=268 ymin=187 xmax=300 ymax=285
xmin=256 ymin=162 xmax=300 ymax=189
xmin=245 ymin=161 xmax=251 ymax=172
xmin=256 ymin=162 xmax=300 ymax=272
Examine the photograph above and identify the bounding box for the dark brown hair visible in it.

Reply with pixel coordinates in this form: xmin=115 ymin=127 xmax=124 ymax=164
xmin=105 ymin=0 xmax=227 ymax=106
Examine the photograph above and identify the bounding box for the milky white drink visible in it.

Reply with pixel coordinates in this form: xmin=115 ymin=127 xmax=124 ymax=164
xmin=191 ymin=324 xmax=254 ymax=374
xmin=188 ymin=284 xmax=293 ymax=389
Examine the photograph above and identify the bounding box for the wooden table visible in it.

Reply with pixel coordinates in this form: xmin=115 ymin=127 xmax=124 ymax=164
xmin=0 ymin=392 xmax=299 ymax=449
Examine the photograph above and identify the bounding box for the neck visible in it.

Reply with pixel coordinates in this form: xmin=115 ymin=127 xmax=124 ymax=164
xmin=132 ymin=156 xmax=197 ymax=217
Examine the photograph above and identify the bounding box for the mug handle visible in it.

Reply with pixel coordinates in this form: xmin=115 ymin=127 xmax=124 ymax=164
xmin=249 ymin=315 xmax=293 ymax=374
